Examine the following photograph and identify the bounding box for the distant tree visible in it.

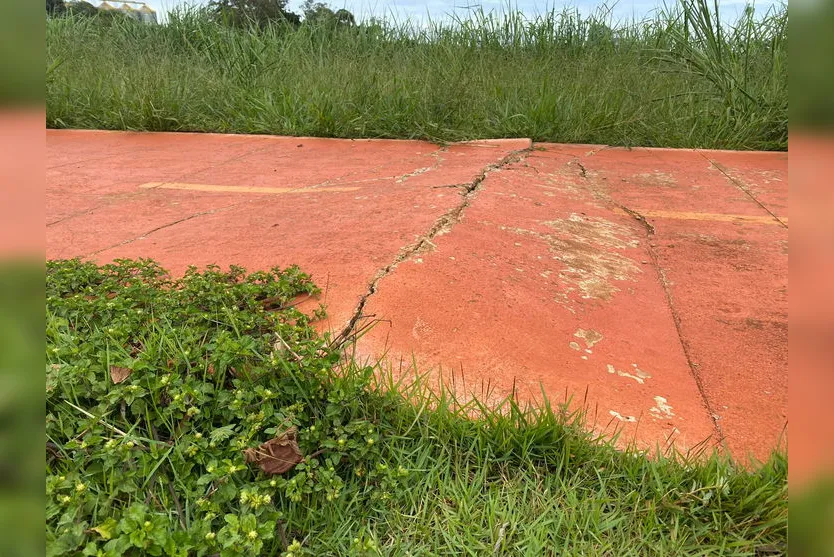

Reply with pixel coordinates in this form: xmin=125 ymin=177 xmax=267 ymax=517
xmin=301 ymin=0 xmax=354 ymax=26
xmin=46 ymin=0 xmax=66 ymax=15
xmin=209 ymin=0 xmax=301 ymax=28
xmin=333 ymin=8 xmax=355 ymax=26
xmin=66 ymin=1 xmax=101 ymax=17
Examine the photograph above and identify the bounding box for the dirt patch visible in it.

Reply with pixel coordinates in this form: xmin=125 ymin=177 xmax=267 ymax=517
xmin=632 ymin=171 xmax=679 ymax=188
xmin=508 ymin=214 xmax=641 ymax=302
xmin=574 ymin=328 xmax=604 ymax=348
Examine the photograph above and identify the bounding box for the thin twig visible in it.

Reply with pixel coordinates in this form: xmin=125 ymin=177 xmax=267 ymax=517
xmin=167 ymin=478 xmax=187 ymax=529
xmin=276 ymin=519 xmax=289 ymax=550
xmin=65 ymin=401 xmax=137 ymax=441
xmin=493 ymin=522 xmax=510 ymax=553
xmin=275 ymin=332 xmax=303 ymax=362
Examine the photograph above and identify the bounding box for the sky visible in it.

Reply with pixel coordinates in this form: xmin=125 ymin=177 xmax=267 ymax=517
xmin=130 ymin=0 xmax=780 ymax=25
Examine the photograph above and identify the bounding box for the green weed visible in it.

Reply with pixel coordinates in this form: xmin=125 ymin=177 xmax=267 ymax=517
xmin=46 ymin=259 xmax=786 ymax=556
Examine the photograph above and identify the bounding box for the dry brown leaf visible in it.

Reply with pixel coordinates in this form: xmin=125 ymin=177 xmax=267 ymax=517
xmin=109 ymin=366 xmax=132 ymax=384
xmin=242 ymin=427 xmax=303 ymax=475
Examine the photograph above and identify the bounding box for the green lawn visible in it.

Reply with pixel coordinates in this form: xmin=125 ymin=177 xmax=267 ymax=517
xmin=46 ymin=259 xmax=787 ymax=556
xmin=46 ymin=0 xmax=787 ymax=150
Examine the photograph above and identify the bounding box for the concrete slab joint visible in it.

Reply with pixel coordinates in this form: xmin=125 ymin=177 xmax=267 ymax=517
xmin=574 ymin=156 xmax=725 ymax=446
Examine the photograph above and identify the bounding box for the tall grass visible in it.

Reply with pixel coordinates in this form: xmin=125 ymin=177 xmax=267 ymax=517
xmin=46 ymin=1 xmax=787 ymax=150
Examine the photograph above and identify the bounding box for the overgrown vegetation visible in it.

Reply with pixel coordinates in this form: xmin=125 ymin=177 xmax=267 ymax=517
xmin=46 ymin=259 xmax=786 ymax=556
xmin=46 ymin=1 xmax=787 ymax=150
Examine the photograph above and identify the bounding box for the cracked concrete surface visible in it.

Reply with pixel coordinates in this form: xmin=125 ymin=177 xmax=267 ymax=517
xmin=46 ymin=131 xmax=787 ymax=460
xmin=337 ymin=144 xmax=533 ymax=342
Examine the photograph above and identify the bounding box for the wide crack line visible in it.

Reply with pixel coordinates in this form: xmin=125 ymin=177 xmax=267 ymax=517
xmin=336 ymin=145 xmax=533 ymax=343
xmin=575 ymin=159 xmax=726 ymax=447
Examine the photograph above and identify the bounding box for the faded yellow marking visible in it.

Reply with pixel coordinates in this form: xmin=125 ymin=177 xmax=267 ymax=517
xmin=139 ymin=182 xmax=360 ymax=194
xmin=613 ymin=207 xmax=787 ymax=225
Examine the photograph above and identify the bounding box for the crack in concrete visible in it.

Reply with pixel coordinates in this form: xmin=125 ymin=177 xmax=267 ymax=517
xmin=48 ymin=191 xmax=154 ymax=227
xmin=51 ymin=140 xmax=282 ymax=228
xmin=699 ymin=152 xmax=788 ymax=229
xmin=85 ymin=200 xmax=249 ymax=258
xmin=616 ymin=204 xmax=656 ymax=235
xmin=336 ymin=145 xmax=533 ymax=342
xmin=305 ymin=145 xmax=449 ymax=190
xmin=575 ymin=158 xmax=725 ymax=447
xmin=48 ymin=206 xmax=107 ymax=228
xmin=395 ymin=147 xmax=449 ymax=184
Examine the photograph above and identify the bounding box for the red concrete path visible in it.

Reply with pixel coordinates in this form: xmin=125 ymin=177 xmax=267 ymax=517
xmin=46 ymin=130 xmax=787 ymax=461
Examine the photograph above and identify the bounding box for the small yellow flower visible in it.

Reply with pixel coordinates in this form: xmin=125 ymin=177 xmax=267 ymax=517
xmin=247 ymin=530 xmax=258 ymax=540
xmin=205 ymin=532 xmax=216 ymax=541
xmin=75 ymin=482 xmax=87 ymax=493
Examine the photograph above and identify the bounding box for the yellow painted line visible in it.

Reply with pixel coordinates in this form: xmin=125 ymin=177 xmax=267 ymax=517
xmin=614 ymin=207 xmax=787 ymax=225
xmin=139 ymin=182 xmax=360 ymax=194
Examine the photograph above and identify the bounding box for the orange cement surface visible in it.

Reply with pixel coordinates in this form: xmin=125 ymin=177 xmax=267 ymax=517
xmin=46 ymin=130 xmax=788 ymax=462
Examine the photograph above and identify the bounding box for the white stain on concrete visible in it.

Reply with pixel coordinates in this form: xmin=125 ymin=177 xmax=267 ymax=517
xmin=650 ymin=396 xmax=675 ymax=419
xmin=606 ymin=363 xmax=651 ymax=384
xmin=609 ymin=410 xmax=636 ymax=422
xmin=574 ymin=328 xmax=603 ymax=348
